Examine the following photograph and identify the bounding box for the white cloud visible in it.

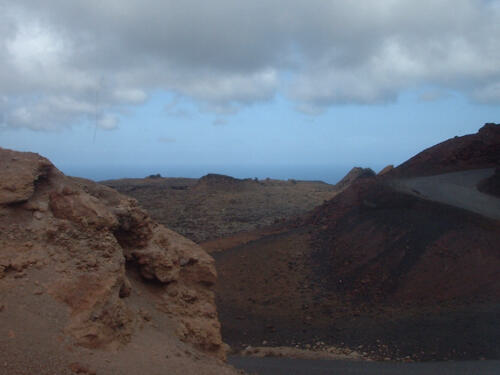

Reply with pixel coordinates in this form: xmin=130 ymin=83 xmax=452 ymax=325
xmin=0 ymin=0 xmax=499 ymax=130
xmin=112 ymin=89 xmax=147 ymax=104
xmin=6 ymin=22 xmax=64 ymax=71
xmin=97 ymin=114 xmax=118 ymax=130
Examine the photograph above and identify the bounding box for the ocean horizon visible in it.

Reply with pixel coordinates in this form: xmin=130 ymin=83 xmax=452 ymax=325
xmin=57 ymin=164 xmax=385 ymax=185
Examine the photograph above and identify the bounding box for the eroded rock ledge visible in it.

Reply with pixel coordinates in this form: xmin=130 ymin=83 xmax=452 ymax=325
xmin=0 ymin=147 xmax=235 ymax=374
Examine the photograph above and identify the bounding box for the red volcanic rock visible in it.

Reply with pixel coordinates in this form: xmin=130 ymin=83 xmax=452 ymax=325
xmin=0 ymin=148 xmax=237 ymax=374
xmin=307 ymin=123 xmax=500 ymax=304
xmin=388 ymin=123 xmax=500 ymax=177
xmin=214 ymin=124 xmax=500 ymax=361
xmin=308 ymin=179 xmax=500 ymax=304
xmin=0 ymin=148 xmax=53 ymax=205
xmin=377 ymin=165 xmax=394 ymax=176
xmin=334 ymin=167 xmax=375 ymax=191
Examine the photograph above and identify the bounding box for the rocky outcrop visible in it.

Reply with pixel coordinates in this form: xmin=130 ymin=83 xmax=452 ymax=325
xmin=0 ymin=148 xmax=237 ymax=374
xmin=334 ymin=167 xmax=375 ymax=191
xmin=388 ymin=123 xmax=500 ymax=177
xmin=0 ymin=148 xmax=53 ymax=205
xmin=377 ymin=165 xmax=393 ymax=176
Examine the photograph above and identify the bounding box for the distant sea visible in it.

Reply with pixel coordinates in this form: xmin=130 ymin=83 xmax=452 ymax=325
xmin=58 ymin=164 xmax=381 ymax=185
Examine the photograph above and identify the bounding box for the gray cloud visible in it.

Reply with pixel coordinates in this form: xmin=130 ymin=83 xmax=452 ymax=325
xmin=1 ymin=0 xmax=499 ymax=130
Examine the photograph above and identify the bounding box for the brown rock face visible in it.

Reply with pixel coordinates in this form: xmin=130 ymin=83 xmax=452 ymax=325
xmin=0 ymin=148 xmax=53 ymax=205
xmin=377 ymin=164 xmax=394 ymax=176
xmin=0 ymin=148 xmax=237 ymax=374
xmin=334 ymin=167 xmax=375 ymax=191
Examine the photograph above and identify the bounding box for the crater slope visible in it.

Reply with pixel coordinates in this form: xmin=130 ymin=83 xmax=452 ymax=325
xmin=213 ymin=123 xmax=500 ymax=361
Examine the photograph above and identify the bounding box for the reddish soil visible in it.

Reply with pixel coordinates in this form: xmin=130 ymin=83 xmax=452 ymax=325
xmin=387 ymin=123 xmax=500 ymax=178
xmin=212 ymin=123 xmax=500 ymax=361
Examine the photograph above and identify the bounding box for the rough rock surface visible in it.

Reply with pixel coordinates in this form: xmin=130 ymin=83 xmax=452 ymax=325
xmin=377 ymin=165 xmax=394 ymax=176
xmin=0 ymin=148 xmax=239 ymax=374
xmin=334 ymin=167 xmax=375 ymax=191
xmin=0 ymin=149 xmax=53 ymax=205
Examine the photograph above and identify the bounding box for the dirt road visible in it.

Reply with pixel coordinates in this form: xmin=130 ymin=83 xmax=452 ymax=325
xmin=229 ymin=356 xmax=500 ymax=375
xmin=391 ymin=168 xmax=500 ymax=220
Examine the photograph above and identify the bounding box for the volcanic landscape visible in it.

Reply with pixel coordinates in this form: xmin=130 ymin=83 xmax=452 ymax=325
xmin=1 ymin=123 xmax=499 ymax=375
xmin=105 ymin=124 xmax=500 ymax=362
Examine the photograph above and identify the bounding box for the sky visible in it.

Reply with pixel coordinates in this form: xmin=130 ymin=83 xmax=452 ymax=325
xmin=1 ymin=1 xmax=500 ymax=183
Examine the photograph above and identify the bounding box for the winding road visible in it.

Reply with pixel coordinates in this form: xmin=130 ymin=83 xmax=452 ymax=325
xmin=229 ymin=168 xmax=500 ymax=374
xmin=229 ymin=356 xmax=500 ymax=375
xmin=391 ymin=168 xmax=500 ymax=220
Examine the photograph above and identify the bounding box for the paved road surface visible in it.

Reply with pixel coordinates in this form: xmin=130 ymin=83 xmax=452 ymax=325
xmin=229 ymin=356 xmax=500 ymax=375
xmin=391 ymin=168 xmax=500 ymax=220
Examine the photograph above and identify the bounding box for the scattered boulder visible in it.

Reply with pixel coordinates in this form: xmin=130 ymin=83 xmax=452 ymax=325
xmin=147 ymin=173 xmax=162 ymax=179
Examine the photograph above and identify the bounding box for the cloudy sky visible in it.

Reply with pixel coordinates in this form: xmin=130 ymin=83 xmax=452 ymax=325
xmin=1 ymin=0 xmax=500 ymax=182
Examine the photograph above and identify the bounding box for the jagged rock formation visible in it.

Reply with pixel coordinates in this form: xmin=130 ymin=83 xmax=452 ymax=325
xmin=334 ymin=167 xmax=375 ymax=191
xmin=0 ymin=148 xmax=238 ymax=374
xmin=377 ymin=165 xmax=393 ymax=176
